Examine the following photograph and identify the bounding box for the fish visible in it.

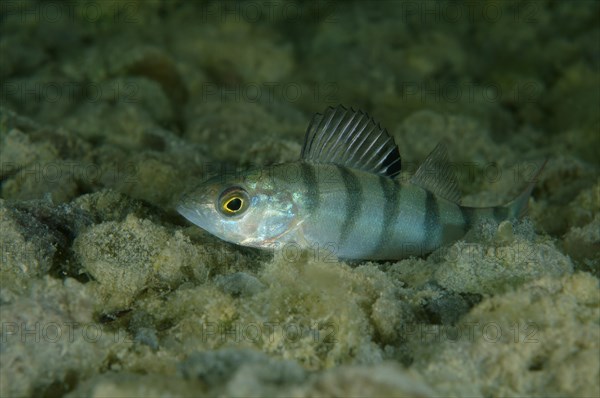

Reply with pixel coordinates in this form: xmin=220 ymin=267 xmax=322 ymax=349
xmin=177 ymin=105 xmax=545 ymax=260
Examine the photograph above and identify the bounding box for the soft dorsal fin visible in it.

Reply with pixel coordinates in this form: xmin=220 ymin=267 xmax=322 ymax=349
xmin=410 ymin=142 xmax=462 ymax=203
xmin=301 ymin=105 xmax=401 ymax=178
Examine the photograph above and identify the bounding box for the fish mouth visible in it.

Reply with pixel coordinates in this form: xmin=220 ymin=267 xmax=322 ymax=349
xmin=176 ymin=201 xmax=204 ymax=225
xmin=175 ymin=202 xmax=190 ymax=217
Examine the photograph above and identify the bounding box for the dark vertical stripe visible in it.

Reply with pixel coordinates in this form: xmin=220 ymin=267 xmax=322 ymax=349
xmin=439 ymin=202 xmax=468 ymax=244
xmin=493 ymin=206 xmax=508 ymax=222
xmin=423 ymin=191 xmax=441 ymax=240
xmin=337 ymin=166 xmax=363 ymax=247
xmin=460 ymin=206 xmax=473 ymax=233
xmin=374 ymin=176 xmax=401 ymax=254
xmin=300 ymin=162 xmax=319 ymax=214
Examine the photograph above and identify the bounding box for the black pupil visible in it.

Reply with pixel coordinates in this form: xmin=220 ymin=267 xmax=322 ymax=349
xmin=227 ymin=198 xmax=242 ymax=211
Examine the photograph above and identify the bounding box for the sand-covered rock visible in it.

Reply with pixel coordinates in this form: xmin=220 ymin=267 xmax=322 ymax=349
xmin=73 ymin=214 xmax=209 ymax=309
xmin=434 ymin=221 xmax=573 ymax=295
xmin=413 ymin=272 xmax=599 ymax=397
xmin=0 ymin=277 xmax=128 ymax=397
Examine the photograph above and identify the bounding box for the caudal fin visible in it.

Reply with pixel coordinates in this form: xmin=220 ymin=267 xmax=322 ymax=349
xmin=505 ymin=159 xmax=547 ymax=219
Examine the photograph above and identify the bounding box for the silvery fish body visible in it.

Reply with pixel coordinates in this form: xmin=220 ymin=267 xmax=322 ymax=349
xmin=177 ymin=106 xmax=542 ymax=260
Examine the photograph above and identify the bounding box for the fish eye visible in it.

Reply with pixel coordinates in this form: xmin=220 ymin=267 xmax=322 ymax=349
xmin=225 ymin=197 xmax=242 ymax=212
xmin=218 ymin=187 xmax=250 ymax=217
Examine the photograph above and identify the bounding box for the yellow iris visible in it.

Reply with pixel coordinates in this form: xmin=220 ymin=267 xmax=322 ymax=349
xmin=218 ymin=187 xmax=249 ymax=216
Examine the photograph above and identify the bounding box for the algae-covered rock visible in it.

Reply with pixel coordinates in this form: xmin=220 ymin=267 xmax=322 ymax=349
xmin=74 ymin=214 xmax=166 ymax=308
xmin=215 ymin=272 xmax=266 ymax=297
xmin=110 ymin=151 xmax=188 ymax=207
xmin=534 ymin=157 xmax=598 ymax=235
xmin=563 ymin=214 xmax=600 ymax=276
xmin=306 ymin=363 xmax=436 ymax=398
xmin=566 ymin=181 xmax=600 ymax=228
xmin=562 ymin=181 xmax=600 ymax=275
xmin=73 ymin=214 xmax=208 ymax=309
xmin=0 ymin=197 xmax=93 ymax=299
xmin=413 ymin=272 xmax=599 ymax=397
xmin=392 ymin=110 xmax=521 ymax=199
xmin=0 ymin=277 xmax=127 ymax=397
xmin=169 ymin=18 xmax=293 ymax=85
xmin=394 ymin=110 xmax=508 ymax=165
xmin=184 ymin=100 xmax=298 ymax=162
xmin=177 ymin=349 xmax=435 ymax=397
xmin=434 ymin=221 xmax=573 ymax=295
xmin=68 ymin=352 xmax=435 ymax=397
xmin=0 ymin=127 xmax=56 ymax=180
xmin=371 ymin=290 xmax=416 ymax=343
xmin=141 ymin=256 xmax=405 ymax=370
xmin=0 ymin=126 xmax=79 ymax=203
xmin=64 ymin=373 xmax=202 ymax=398
xmin=0 ymin=199 xmax=57 ymax=296
xmin=179 ymin=349 xmax=305 ymax=394
xmin=70 ymin=189 xmax=153 ymax=223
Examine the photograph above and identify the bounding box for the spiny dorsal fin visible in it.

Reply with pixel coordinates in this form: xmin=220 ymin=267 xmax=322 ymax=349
xmin=411 ymin=142 xmax=462 ymax=203
xmin=301 ymin=105 xmax=401 ymax=178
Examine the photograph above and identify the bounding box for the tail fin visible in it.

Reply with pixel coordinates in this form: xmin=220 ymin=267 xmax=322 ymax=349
xmin=505 ymin=159 xmax=547 ymax=219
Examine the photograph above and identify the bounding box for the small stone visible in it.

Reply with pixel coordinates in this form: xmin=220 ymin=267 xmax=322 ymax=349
xmin=496 ymin=220 xmax=515 ymax=245
xmin=214 ymin=272 xmax=265 ymax=298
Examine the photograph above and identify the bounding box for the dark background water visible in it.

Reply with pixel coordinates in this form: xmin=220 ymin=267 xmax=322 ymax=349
xmin=2 ymin=0 xmax=598 ymax=156
xmin=1 ymin=0 xmax=598 ymax=229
